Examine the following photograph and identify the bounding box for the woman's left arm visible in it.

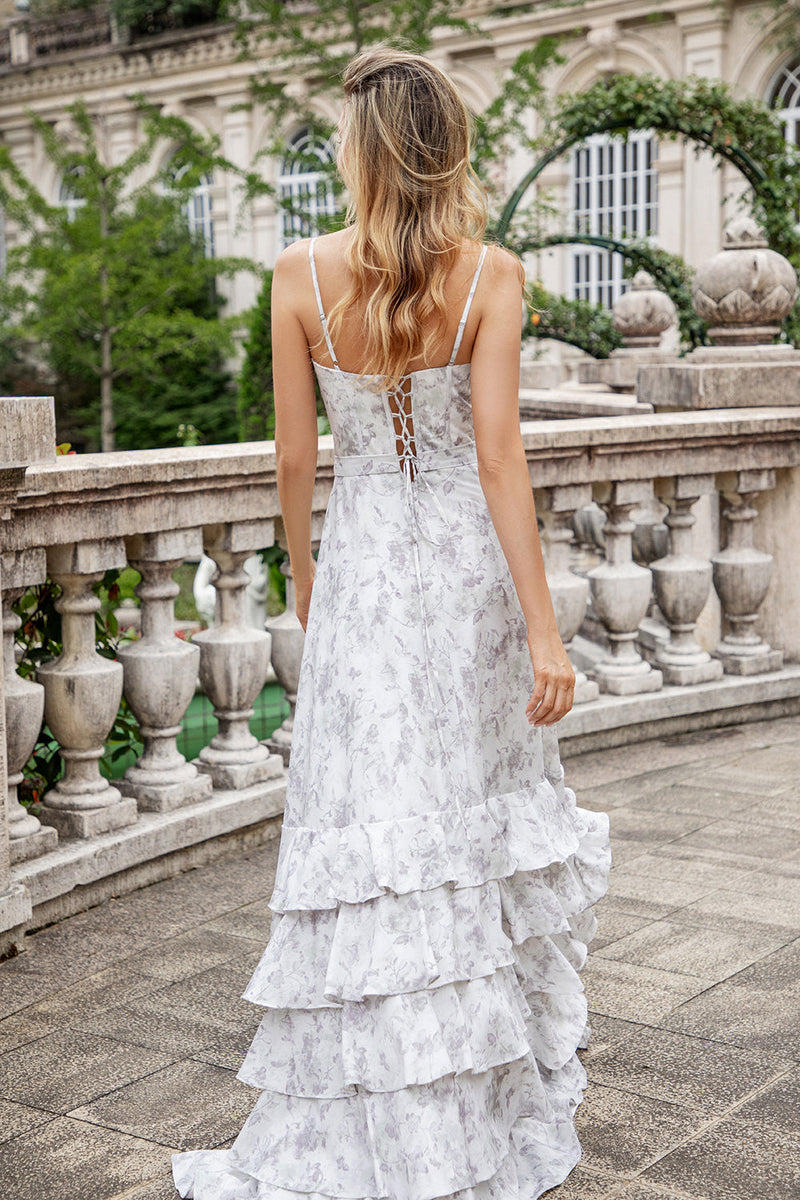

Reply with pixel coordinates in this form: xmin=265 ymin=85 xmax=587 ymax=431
xmin=272 ymin=242 xmax=319 ymax=630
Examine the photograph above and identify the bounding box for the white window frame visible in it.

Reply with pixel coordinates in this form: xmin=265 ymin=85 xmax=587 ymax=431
xmin=170 ymin=161 xmax=216 ymax=259
xmin=569 ymin=129 xmax=658 ymax=308
xmin=277 ymin=127 xmax=337 ymax=248
xmin=768 ymin=59 xmax=800 ymax=151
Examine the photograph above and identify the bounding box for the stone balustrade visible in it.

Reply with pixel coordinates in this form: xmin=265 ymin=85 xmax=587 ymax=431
xmin=0 ymin=396 xmax=800 ymax=950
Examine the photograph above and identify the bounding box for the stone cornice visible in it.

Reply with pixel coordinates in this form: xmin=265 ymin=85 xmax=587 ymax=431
xmin=0 ymin=21 xmax=240 ymax=103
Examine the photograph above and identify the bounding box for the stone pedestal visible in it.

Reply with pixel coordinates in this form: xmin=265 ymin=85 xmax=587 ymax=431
xmin=118 ymin=531 xmax=213 ymax=813
xmin=639 ymin=217 xmax=800 ymax=411
xmin=649 ymin=475 xmax=723 ymax=686
xmin=712 ymin=470 xmax=783 ymax=675
xmin=579 ymin=271 xmax=678 ymax=392
xmin=588 ymin=481 xmax=663 ymax=696
xmin=639 ymin=344 xmax=800 ymax=410
xmin=578 ymin=349 xmax=677 ymax=393
xmin=37 ymin=540 xmax=138 ymax=839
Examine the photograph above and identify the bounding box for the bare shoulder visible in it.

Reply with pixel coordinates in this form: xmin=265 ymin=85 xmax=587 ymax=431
xmin=273 ymin=237 xmax=311 ymax=280
xmin=482 ymin=242 xmax=524 ymax=284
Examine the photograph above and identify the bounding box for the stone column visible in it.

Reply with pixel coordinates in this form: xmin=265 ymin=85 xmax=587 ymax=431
xmin=37 ymin=540 xmax=138 ymax=838
xmin=194 ymin=522 xmax=282 ymax=788
xmin=587 ymin=481 xmax=663 ymax=695
xmin=539 ymin=484 xmax=598 ymax=705
xmin=117 ymin=531 xmax=213 ymax=812
xmin=265 ymin=559 xmax=305 ymax=765
xmin=649 ymin=475 xmax=723 ymax=686
xmin=712 ymin=470 xmax=783 ymax=675
xmin=1 ymin=550 xmax=58 ymax=864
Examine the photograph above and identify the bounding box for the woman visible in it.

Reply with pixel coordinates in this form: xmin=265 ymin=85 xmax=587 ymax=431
xmin=173 ymin=47 xmax=611 ymax=1200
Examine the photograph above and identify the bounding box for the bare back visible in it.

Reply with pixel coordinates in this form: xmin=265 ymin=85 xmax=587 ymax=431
xmin=295 ymin=228 xmax=491 ymax=376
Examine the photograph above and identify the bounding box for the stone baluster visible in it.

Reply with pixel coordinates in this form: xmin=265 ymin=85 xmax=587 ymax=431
xmin=37 ymin=540 xmax=138 ymax=838
xmin=117 ymin=531 xmax=213 ymax=811
xmin=712 ymin=470 xmax=783 ymax=674
xmin=539 ymin=484 xmax=598 ymax=705
xmin=587 ymin=481 xmax=663 ymax=695
xmin=1 ymin=550 xmax=58 ymax=863
xmin=194 ymin=522 xmax=283 ymax=788
xmin=265 ymin=558 xmax=306 ymax=765
xmin=649 ymin=475 xmax=723 ymax=686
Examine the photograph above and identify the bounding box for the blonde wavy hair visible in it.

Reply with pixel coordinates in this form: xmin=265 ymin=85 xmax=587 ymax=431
xmin=326 ymin=48 xmax=490 ymax=389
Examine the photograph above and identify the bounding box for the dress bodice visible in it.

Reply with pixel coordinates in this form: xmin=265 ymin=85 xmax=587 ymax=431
xmin=308 ymin=237 xmax=487 ymax=474
xmin=313 ymin=361 xmax=478 ymax=464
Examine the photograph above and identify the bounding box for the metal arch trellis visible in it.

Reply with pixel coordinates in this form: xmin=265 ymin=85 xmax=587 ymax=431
xmin=493 ymin=119 xmax=769 ymax=243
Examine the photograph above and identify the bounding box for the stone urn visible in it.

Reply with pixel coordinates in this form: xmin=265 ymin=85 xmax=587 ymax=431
xmin=691 ymin=217 xmax=799 ymax=345
xmin=613 ymin=271 xmax=677 ymax=347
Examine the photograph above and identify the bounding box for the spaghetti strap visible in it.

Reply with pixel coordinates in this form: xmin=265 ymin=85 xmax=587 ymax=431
xmin=308 ymin=237 xmax=341 ymax=370
xmin=448 ymin=244 xmax=488 ymax=366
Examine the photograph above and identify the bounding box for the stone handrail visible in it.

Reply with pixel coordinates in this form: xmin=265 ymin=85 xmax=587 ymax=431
xmin=1 ymin=402 xmax=800 ymax=948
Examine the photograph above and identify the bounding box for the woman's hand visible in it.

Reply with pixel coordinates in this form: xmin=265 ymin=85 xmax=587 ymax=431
xmin=525 ymin=629 xmax=576 ymax=727
xmin=294 ymin=563 xmax=316 ymax=632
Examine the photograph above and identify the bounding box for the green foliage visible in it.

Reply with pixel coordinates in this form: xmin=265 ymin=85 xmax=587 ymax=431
xmin=526 ymin=283 xmax=621 ymax=359
xmin=497 ymin=72 xmax=800 ymax=351
xmin=13 ymin=571 xmax=144 ymax=799
xmin=238 ymin=270 xmax=275 ymax=440
xmin=0 ymin=98 xmax=260 ymax=450
xmin=111 ymin=0 xmax=226 ymax=39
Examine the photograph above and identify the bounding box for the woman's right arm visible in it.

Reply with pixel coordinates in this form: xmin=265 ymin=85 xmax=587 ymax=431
xmin=470 ymin=247 xmax=575 ymax=727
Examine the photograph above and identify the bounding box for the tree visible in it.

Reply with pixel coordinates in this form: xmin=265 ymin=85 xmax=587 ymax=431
xmin=0 ymin=99 xmax=261 ymax=451
xmin=238 ymin=270 xmax=274 ymax=441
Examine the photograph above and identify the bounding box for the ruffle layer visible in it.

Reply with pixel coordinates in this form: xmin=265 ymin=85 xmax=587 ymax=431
xmin=244 ymin=809 xmax=609 ymax=1010
xmin=174 ymin=1052 xmax=588 ymax=1200
xmin=268 ymin=780 xmax=587 ymax=914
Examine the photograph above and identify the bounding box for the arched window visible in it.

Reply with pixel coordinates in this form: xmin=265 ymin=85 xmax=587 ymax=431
xmin=569 ymin=130 xmax=658 ymax=308
xmin=58 ymin=165 xmax=87 ymax=222
xmin=768 ymin=59 xmax=800 ymax=150
xmin=277 ymin=127 xmax=336 ymax=246
xmin=170 ymin=161 xmax=215 ymax=258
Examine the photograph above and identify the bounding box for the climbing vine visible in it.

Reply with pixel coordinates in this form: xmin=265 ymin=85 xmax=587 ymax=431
xmin=497 ymin=73 xmax=800 ymax=352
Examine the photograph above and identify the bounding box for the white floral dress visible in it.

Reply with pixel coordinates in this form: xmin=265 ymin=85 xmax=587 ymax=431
xmin=172 ymin=240 xmax=612 ymax=1200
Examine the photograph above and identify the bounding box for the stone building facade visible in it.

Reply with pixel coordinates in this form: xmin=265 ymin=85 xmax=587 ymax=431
xmin=0 ymin=0 xmax=797 ymax=323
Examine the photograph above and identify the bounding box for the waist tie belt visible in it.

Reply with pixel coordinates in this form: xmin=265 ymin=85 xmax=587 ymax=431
xmin=334 ymin=443 xmax=478 ymax=832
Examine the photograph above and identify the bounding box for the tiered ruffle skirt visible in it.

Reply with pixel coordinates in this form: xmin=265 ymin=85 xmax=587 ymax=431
xmin=172 ymin=766 xmax=611 ymax=1200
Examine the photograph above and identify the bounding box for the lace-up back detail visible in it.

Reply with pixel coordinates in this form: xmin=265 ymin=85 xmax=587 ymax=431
xmin=308 ymin=238 xmax=487 ymax=479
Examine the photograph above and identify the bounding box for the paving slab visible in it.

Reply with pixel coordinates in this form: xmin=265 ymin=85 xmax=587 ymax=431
xmin=731 ymin=1065 xmax=800 ymax=1135
xmin=543 ymin=1163 xmax=630 ymax=1197
xmin=0 ymin=1028 xmax=177 ymax=1112
xmin=665 ymin=885 xmax=800 ymax=934
xmin=69 ymin=1059 xmax=256 ymax=1150
xmin=0 ymin=1115 xmax=177 ymax=1200
xmin=582 ymin=957 xmax=712 ymax=1024
xmin=658 ymin=979 xmax=800 ymax=1057
xmin=639 ymin=1111 xmax=800 ymax=1200
xmin=594 ymin=915 xmax=791 ymax=982
xmin=573 ymin=1082 xmax=708 ymax=1174
xmin=0 ymin=1095 xmax=58 ymax=1143
xmin=586 ymin=1025 xmax=792 ymax=1112
xmin=124 ymin=927 xmax=262 ymax=983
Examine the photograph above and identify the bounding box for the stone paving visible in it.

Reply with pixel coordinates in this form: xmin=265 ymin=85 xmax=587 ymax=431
xmin=0 ymin=714 xmax=799 ymax=1200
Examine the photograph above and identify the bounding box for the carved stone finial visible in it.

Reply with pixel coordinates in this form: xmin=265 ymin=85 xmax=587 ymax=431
xmin=612 ymin=272 xmax=678 ymax=347
xmin=691 ymin=217 xmax=799 ymax=345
